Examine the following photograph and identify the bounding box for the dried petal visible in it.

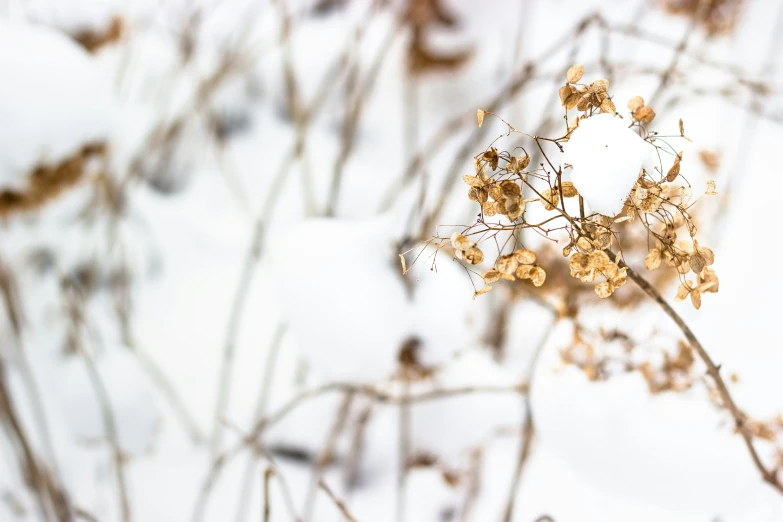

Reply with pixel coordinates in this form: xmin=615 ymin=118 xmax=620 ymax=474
xmin=599 ymin=98 xmax=616 ymax=114
xmin=497 ymin=254 xmax=519 ymax=275
xmin=699 ymin=267 xmax=719 ymax=293
xmin=666 ymin=155 xmax=681 ymax=182
xmin=592 ymin=232 xmax=612 ymax=251
xmin=602 ymin=262 xmax=619 ymax=279
xmin=679 ymin=118 xmax=684 ymax=135
xmin=696 ymin=243 xmax=714 ymax=266
xmin=464 ymin=246 xmax=484 ymax=265
xmin=612 ymin=267 xmax=628 ymax=288
xmin=481 ymin=269 xmax=501 ymax=284
xmin=681 ymin=186 xmax=693 ymax=206
xmin=690 ymin=289 xmax=702 ymax=309
xmin=561 ymin=181 xmax=579 ymax=198
xmin=530 ymin=266 xmax=546 ymax=287
xmin=587 ymin=250 xmax=611 ymax=270
xmin=565 ymin=92 xmax=581 ymax=110
xmin=505 ymin=197 xmax=524 ymax=220
xmin=578 ymin=268 xmax=597 ymax=283
xmin=541 ymin=189 xmax=559 ymax=211
xmin=675 ymin=283 xmax=691 ymax=302
xmin=483 ymin=148 xmax=499 ymax=171
xmin=515 ymin=264 xmax=534 ymax=279
xmin=482 ymin=201 xmax=498 ymax=217
xmin=450 ymin=233 xmax=472 ymax=251
xmin=689 ymin=253 xmax=706 ymax=275
xmin=566 ymin=64 xmax=584 ymax=83
xmin=509 ymin=154 xmax=530 ymax=173
xmin=473 ymin=285 xmax=492 ymax=300
xmin=576 ymin=236 xmax=593 ymax=252
xmin=463 ymin=174 xmax=485 ymax=188
xmin=559 ymin=85 xmax=572 ymax=106
xmin=513 ymin=249 xmax=537 ymax=265
xmin=468 ymin=187 xmax=488 ymax=204
xmin=706 ymin=180 xmax=717 ymax=195
xmin=477 ymin=109 xmax=485 ymax=128
xmin=595 ymin=281 xmax=614 ymax=298
xmin=500 ymin=180 xmax=521 ymax=198
xmin=627 ymin=96 xmax=644 ymax=111
xmin=645 ymin=249 xmax=662 ymax=270
xmin=570 ymin=253 xmax=589 ymax=271
xmin=633 ymin=105 xmax=656 ymax=123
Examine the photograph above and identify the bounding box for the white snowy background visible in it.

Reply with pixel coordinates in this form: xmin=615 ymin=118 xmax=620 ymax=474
xmin=0 ymin=0 xmax=782 ymax=521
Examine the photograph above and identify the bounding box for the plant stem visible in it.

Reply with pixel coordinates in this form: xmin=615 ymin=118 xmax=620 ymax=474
xmin=610 ymin=249 xmax=783 ymax=495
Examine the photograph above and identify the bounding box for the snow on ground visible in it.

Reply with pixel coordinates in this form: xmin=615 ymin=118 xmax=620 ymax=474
xmin=0 ymin=20 xmax=115 ymax=188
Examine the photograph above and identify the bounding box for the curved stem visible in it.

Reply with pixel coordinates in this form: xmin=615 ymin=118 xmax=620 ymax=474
xmin=610 ymin=250 xmax=783 ymax=495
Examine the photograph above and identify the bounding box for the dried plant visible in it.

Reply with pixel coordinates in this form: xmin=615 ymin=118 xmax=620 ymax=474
xmin=407 ymin=68 xmax=718 ymax=309
xmin=403 ymin=66 xmax=783 ymax=496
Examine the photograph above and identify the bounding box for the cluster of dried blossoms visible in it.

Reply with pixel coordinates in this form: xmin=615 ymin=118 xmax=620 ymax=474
xmin=417 ymin=65 xmax=720 ymax=308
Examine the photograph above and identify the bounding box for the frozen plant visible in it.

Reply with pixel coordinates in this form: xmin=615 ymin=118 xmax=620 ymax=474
xmin=408 ymin=65 xmax=718 ymax=309
xmin=403 ymin=65 xmax=783 ymax=497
